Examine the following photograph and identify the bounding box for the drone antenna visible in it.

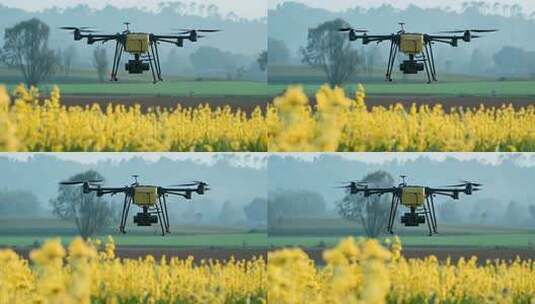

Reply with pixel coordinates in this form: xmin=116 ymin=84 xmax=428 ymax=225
xmin=124 ymin=22 xmax=131 ymax=31
xmin=132 ymin=174 xmax=139 ymax=184
xmin=400 ymin=175 xmax=408 ymax=185
xmin=399 ymin=22 xmax=406 ymax=31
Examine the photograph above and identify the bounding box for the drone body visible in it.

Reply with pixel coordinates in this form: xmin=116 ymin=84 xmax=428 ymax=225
xmin=61 ymin=175 xmax=209 ymax=236
xmin=340 ymin=176 xmax=482 ymax=236
xmin=340 ymin=23 xmax=498 ymax=83
xmin=61 ymin=23 xmax=220 ymax=83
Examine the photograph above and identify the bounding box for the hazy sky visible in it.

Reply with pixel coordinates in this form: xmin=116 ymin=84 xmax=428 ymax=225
xmin=0 ymin=0 xmax=267 ymax=19
xmin=0 ymin=153 xmax=268 ymax=169
xmin=270 ymin=0 xmax=535 ymax=15
xmin=4 ymin=153 xmax=535 ymax=167
xmin=274 ymin=153 xmax=535 ymax=167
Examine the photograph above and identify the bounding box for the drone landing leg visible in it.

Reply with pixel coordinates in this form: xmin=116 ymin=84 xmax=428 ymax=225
xmin=110 ymin=41 xmax=120 ymax=81
xmin=162 ymin=195 xmax=171 ymax=233
xmin=387 ymin=194 xmax=396 ymax=234
xmin=121 ymin=195 xmax=133 ymax=234
xmin=422 ymin=202 xmax=433 ymax=236
xmin=389 ymin=44 xmax=399 ymax=82
xmin=111 ymin=42 xmax=124 ymax=82
xmin=388 ymin=195 xmax=400 ymax=234
xmin=152 ymin=42 xmax=163 ymax=81
xmin=119 ymin=194 xmax=128 ymax=233
xmin=385 ymin=41 xmax=398 ymax=82
xmin=428 ymin=43 xmax=438 ymax=81
xmin=154 ymin=200 xmax=166 ymax=236
xmin=422 ymin=49 xmax=432 ymax=84
xmin=429 ymin=196 xmax=438 ymax=233
xmin=147 ymin=45 xmax=158 ymax=84
xmin=385 ymin=40 xmax=395 ymax=82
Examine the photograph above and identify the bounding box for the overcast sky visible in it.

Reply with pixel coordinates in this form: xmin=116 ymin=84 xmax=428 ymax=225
xmin=4 ymin=1 xmax=533 ymax=19
xmin=0 ymin=0 xmax=267 ymax=19
xmin=0 ymin=153 xmax=268 ymax=169
xmin=4 ymin=152 xmax=535 ymax=167
xmin=273 ymin=153 xmax=535 ymax=167
xmin=270 ymin=0 xmax=535 ymax=15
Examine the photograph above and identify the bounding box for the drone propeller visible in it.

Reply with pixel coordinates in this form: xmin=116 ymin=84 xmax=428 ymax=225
xmin=442 ymin=180 xmax=483 ymax=188
xmin=461 ymin=180 xmax=483 ymax=187
xmin=170 ymin=181 xmax=209 ymax=187
xmin=60 ymin=179 xmax=103 ymax=185
xmin=173 ymin=29 xmax=221 ymax=34
xmin=338 ymin=28 xmax=368 ymax=33
xmin=60 ymin=26 xmax=98 ymax=33
xmin=442 ymin=183 xmax=466 ymax=188
xmin=438 ymin=29 xmax=498 ymax=34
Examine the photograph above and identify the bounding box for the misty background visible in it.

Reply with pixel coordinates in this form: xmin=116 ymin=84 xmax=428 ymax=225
xmin=269 ymin=1 xmax=535 ymax=81
xmin=0 ymin=153 xmax=267 ymax=230
xmin=268 ymin=154 xmax=535 ymax=230
xmin=0 ymin=2 xmax=267 ymax=82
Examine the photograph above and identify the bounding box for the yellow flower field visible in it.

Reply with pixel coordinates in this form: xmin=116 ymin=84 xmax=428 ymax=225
xmin=1 ymin=237 xmax=534 ymax=303
xmin=268 ymin=85 xmax=535 ymax=152
xmin=1 ymin=84 xmax=535 ymax=151
xmin=0 ymin=85 xmax=267 ymax=152
xmin=268 ymin=237 xmax=535 ymax=304
xmin=0 ymin=237 xmax=266 ymax=304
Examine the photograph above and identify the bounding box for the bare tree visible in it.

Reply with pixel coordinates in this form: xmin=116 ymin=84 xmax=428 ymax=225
xmin=50 ymin=170 xmax=113 ymax=239
xmin=300 ymin=18 xmax=361 ymax=86
xmin=257 ymin=50 xmax=268 ymax=72
xmin=93 ymin=47 xmax=108 ymax=82
xmin=62 ymin=45 xmax=77 ymax=76
xmin=529 ymin=205 xmax=535 ymax=221
xmin=1 ymin=18 xmax=58 ymax=86
xmin=337 ymin=171 xmax=394 ymax=237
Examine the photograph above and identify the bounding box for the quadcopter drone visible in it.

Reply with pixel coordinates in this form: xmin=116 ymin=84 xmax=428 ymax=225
xmin=61 ymin=22 xmax=220 ymax=83
xmin=60 ymin=175 xmax=209 ymax=236
xmin=339 ymin=175 xmax=482 ymax=236
xmin=339 ymin=22 xmax=498 ymax=83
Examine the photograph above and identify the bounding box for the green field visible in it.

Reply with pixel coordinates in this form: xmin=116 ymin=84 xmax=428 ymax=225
xmin=268 ymin=64 xmax=535 ymax=97
xmin=4 ymin=66 xmax=535 ymax=98
xmin=269 ymin=217 xmax=535 ymax=248
xmin=5 ymin=81 xmax=268 ymax=97
xmin=0 ymin=233 xmax=267 ymax=248
xmin=267 ymin=80 xmax=535 ymax=97
xmin=0 ymin=67 xmax=268 ymax=97
xmin=269 ymin=233 xmax=535 ymax=248
xmin=0 ymin=217 xmax=267 ymax=248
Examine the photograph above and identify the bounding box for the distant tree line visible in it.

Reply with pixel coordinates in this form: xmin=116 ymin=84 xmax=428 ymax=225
xmin=268 ymin=189 xmax=327 ymax=226
xmin=0 ymin=189 xmax=43 ymax=217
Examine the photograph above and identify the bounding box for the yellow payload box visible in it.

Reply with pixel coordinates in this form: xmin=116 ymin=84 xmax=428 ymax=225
xmin=133 ymin=186 xmax=158 ymax=206
xmin=125 ymin=33 xmax=150 ymax=53
xmin=401 ymin=187 xmax=426 ymax=207
xmin=399 ymin=34 xmax=424 ymax=54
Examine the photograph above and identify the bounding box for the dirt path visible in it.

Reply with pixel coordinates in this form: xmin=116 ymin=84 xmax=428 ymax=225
xmin=54 ymin=94 xmax=535 ymax=114
xmin=11 ymin=246 xmax=267 ymax=262
xmin=58 ymin=95 xmax=270 ymax=114
xmin=301 ymin=246 xmax=535 ymax=265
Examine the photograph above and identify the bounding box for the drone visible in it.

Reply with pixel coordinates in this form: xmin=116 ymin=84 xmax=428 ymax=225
xmin=61 ymin=22 xmax=220 ymax=83
xmin=339 ymin=175 xmax=482 ymax=236
xmin=60 ymin=175 xmax=210 ymax=236
xmin=339 ymin=22 xmax=498 ymax=83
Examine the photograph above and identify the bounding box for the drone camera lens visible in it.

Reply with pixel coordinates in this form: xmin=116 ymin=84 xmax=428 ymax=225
xmin=125 ymin=60 xmax=149 ymax=74
xmin=401 ymin=212 xmax=425 ymax=227
xmin=133 ymin=213 xmax=158 ymax=226
xmin=400 ymin=61 xmax=424 ymax=74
